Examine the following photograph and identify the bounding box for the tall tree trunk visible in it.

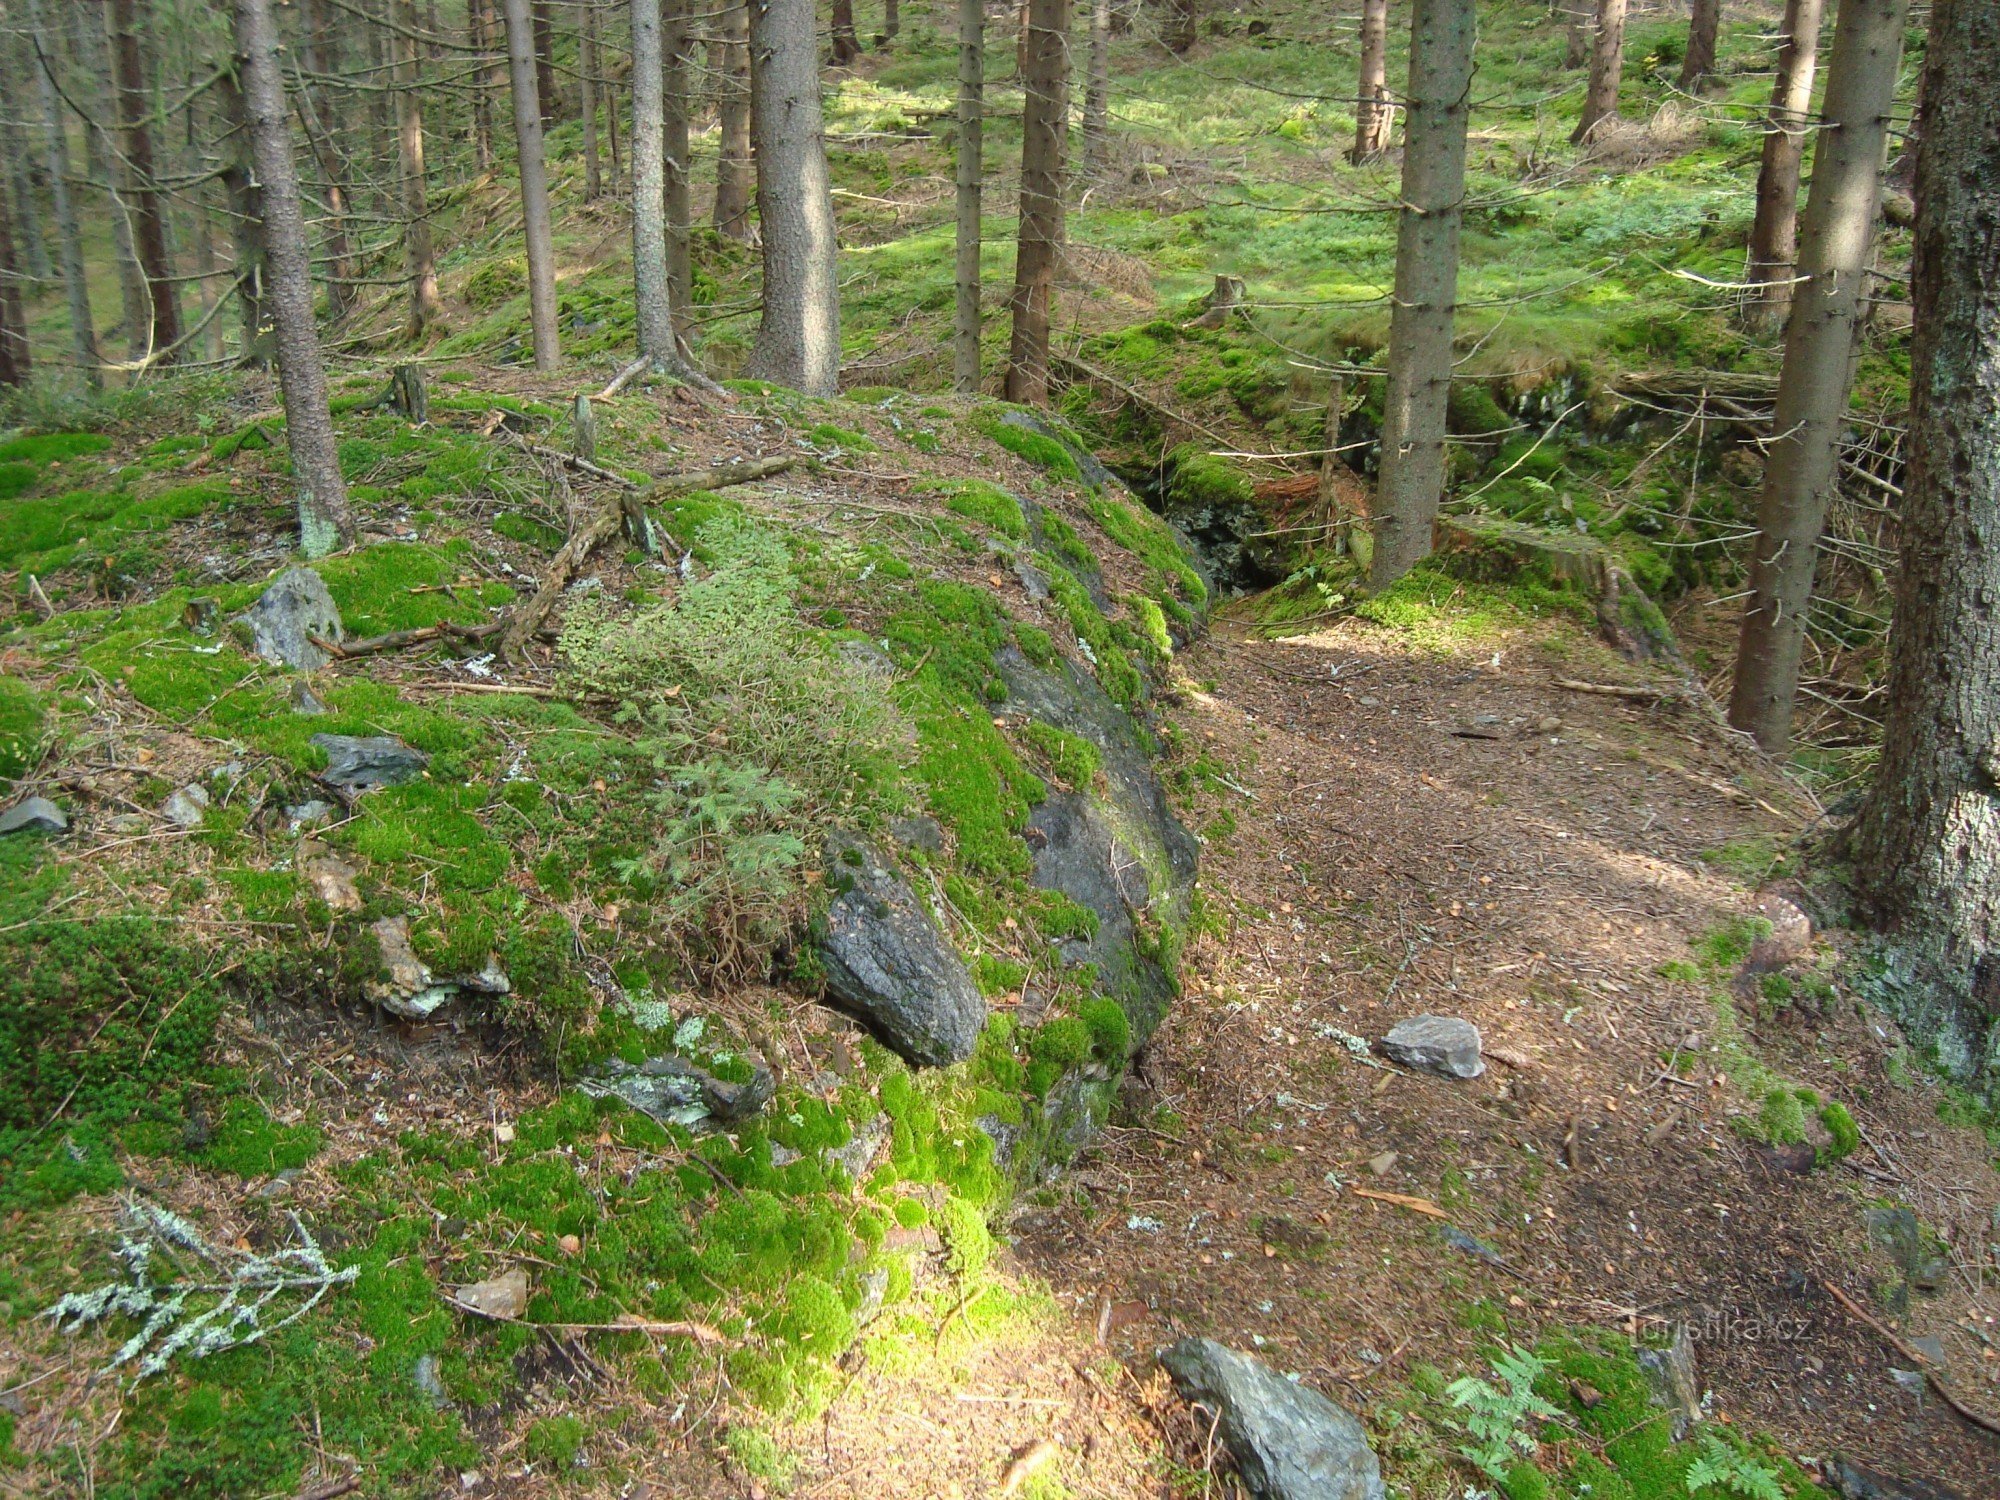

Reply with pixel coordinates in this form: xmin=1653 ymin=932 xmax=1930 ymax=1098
xmin=396 ymin=0 xmax=442 ymax=336
xmin=74 ymin=0 xmax=148 ymax=361
xmin=300 ymin=0 xmax=358 ymax=320
xmin=1081 ymin=0 xmax=1110 ymax=172
xmin=831 ymin=0 xmax=861 ymax=65
xmin=1572 ymin=0 xmax=1627 ymax=144
xmin=232 ymin=0 xmax=356 ymax=556
xmin=2 ymin=106 xmax=51 ymax=287
xmin=505 ymin=0 xmax=561 ymax=369
xmin=663 ymin=0 xmax=693 ymax=334
xmin=745 ymin=0 xmax=841 ymax=395
xmin=581 ymin=0 xmax=602 ymax=197
xmin=1163 ymin=0 xmax=1196 ymax=53
xmin=712 ymin=0 xmax=754 ymax=240
xmin=953 ymin=0 xmax=983 ymax=392
xmin=185 ymin=111 xmax=225 ymax=363
xmin=1728 ymin=0 xmax=1908 ymax=751
xmin=473 ymin=0 xmax=497 ymax=170
xmin=109 ymin=0 xmax=182 ymax=365
xmin=1743 ymin=0 xmax=1825 ymax=331
xmin=29 ymin=0 xmax=100 ymax=385
xmin=631 ymin=0 xmax=675 ymax=363
xmin=1369 ymin=0 xmax=1475 ymax=589
xmin=0 ymin=172 xmax=29 ymax=388
xmin=1002 ymin=0 xmax=1066 ymax=405
xmin=1849 ymin=0 xmax=2000 ymax=1098
xmin=882 ymin=0 xmax=900 ymax=44
xmin=216 ymin=67 xmax=268 ymax=363
xmin=1679 ymin=0 xmax=1721 ymax=90
xmin=1351 ymin=0 xmax=1391 ymax=161
xmin=533 ymin=1 xmax=559 ymax=120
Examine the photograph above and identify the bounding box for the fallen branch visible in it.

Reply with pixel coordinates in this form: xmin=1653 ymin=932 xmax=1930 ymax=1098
xmin=1552 ymin=678 xmax=1676 ymax=701
xmin=1816 ymin=1275 xmax=2000 ymax=1439
xmin=1348 ymin=1186 xmax=1449 ymax=1219
xmin=310 ymin=620 xmax=503 ymax=659
xmin=525 ymin=442 xmax=647 ymax=490
xmin=440 ymin=1292 xmax=725 ymax=1347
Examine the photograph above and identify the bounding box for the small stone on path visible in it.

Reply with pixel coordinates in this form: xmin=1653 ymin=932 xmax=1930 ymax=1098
xmin=1159 ymin=1338 xmax=1385 ymax=1500
xmin=161 ymin=783 xmax=210 ymax=829
xmin=1379 ymin=1015 xmax=1484 ymax=1079
xmin=0 ymin=797 xmax=67 ymax=835
xmin=231 ymin=567 xmax=343 ymax=670
xmin=313 ymin=733 xmax=429 ymax=791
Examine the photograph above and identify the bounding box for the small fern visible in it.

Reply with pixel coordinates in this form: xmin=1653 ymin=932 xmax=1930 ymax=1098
xmin=1445 ymin=1344 xmax=1563 ymax=1479
xmin=1685 ymin=1433 xmax=1788 ymax=1500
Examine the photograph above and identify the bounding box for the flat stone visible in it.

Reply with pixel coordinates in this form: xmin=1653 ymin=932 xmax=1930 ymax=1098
xmin=580 ymin=1054 xmax=772 ymax=1129
xmin=1159 ymin=1338 xmax=1385 ymax=1500
xmin=231 ymin=567 xmax=344 ymax=670
xmin=888 ymin=815 xmax=944 ymax=853
xmin=1379 ymin=1015 xmax=1484 ymax=1079
xmin=452 ymin=1267 xmax=528 ymax=1320
xmin=289 ymin=680 xmax=329 ymax=716
xmin=313 ymin=733 xmax=429 ymax=791
xmin=836 ymin=639 xmax=896 ymax=680
xmin=365 ymin=915 xmax=453 ymax=1020
xmin=1635 ymin=1325 xmax=1700 ymax=1440
xmin=300 ymin=840 xmax=362 ymax=912
xmin=161 ymin=783 xmax=211 ymax=829
xmin=1829 ymin=1457 xmax=1965 ymax=1500
xmin=816 ymin=836 xmax=986 ymax=1066
xmin=0 ymin=796 xmax=67 ymax=835
xmin=285 ymin=799 xmax=336 ymax=831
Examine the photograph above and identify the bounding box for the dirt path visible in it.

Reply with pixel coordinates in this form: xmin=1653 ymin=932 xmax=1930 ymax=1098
xmin=1007 ymin=616 xmax=2000 ymax=1495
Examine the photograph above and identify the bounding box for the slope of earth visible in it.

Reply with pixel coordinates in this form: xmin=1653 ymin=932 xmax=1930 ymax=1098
xmin=1011 ymin=592 xmax=2000 ymax=1497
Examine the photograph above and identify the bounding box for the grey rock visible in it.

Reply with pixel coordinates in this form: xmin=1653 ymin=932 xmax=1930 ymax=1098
xmin=1159 ymin=1338 xmax=1384 ymax=1500
xmin=299 ymin=840 xmax=362 ymax=912
xmin=837 ymin=638 xmax=896 ymax=680
xmin=888 ymin=815 xmax=944 ymax=853
xmin=1013 ymin=558 xmax=1050 ymax=601
xmin=106 ymin=813 xmax=150 ymax=835
xmin=1829 ymin=1457 xmax=1965 ymax=1500
xmin=313 ymin=733 xmax=429 ymax=791
xmin=456 ymin=957 xmax=511 ymax=995
xmin=999 ymin=409 xmax=1118 ymax=491
xmin=413 ymin=1352 xmax=450 ymax=1409
xmin=582 ymin=1054 xmax=774 ymax=1129
xmin=1635 ymin=1325 xmax=1700 ymax=1440
xmin=231 ymin=567 xmax=344 ymax=670
xmin=289 ymin=680 xmax=329 ymax=716
xmin=285 ymin=799 xmax=336 ymax=830
xmin=1440 ymin=1224 xmax=1508 ymax=1266
xmin=0 ymin=796 xmax=67 ymax=835
xmin=453 ymin=1267 xmax=528 ymax=1320
xmin=1747 ymin=891 xmax=1812 ymax=970
xmin=853 ymin=1266 xmax=889 ymax=1328
xmin=1868 ymin=1206 xmax=1948 ymax=1290
xmin=639 ymin=1053 xmax=774 ymax=1121
xmin=365 ymin=915 xmax=454 ymax=1020
xmin=161 ymin=783 xmax=211 ymax=829
xmin=1380 ymin=1015 xmax=1485 ymax=1079
xmin=816 ymin=837 xmax=985 ymax=1066
xmin=823 ymin=1114 xmax=889 ymax=1183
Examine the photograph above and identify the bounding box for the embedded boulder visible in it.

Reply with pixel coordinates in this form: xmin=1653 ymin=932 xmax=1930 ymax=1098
xmin=816 ymin=837 xmax=986 ymax=1066
xmin=1379 ymin=1015 xmax=1485 ymax=1079
xmin=0 ymin=797 xmax=67 ymax=835
xmin=313 ymin=733 xmax=429 ymax=791
xmin=583 ymin=1055 xmax=775 ymax=1129
xmin=231 ymin=567 xmax=344 ymax=670
xmin=1160 ymin=1338 xmax=1385 ymax=1500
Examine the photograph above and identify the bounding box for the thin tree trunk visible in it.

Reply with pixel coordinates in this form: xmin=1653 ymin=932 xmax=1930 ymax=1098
xmin=1351 ymin=0 xmax=1391 ymax=161
xmin=1679 ymin=0 xmax=1721 ymax=90
xmin=0 ymin=172 xmax=29 ymax=388
xmin=1849 ymin=0 xmax=2000 ymax=1098
xmin=1369 ymin=0 xmax=1475 ymax=589
xmin=2 ymin=108 xmax=51 ymax=287
xmin=953 ymin=0 xmax=983 ymax=392
xmin=831 ymin=0 xmax=861 ymax=64
xmin=109 ymin=0 xmax=182 ymax=365
xmin=581 ymin=0 xmax=602 ymax=198
xmin=1728 ymin=0 xmax=1909 ymax=751
xmin=745 ymin=0 xmax=841 ymax=395
xmin=1082 ymin=0 xmax=1110 ymax=172
xmin=505 ymin=0 xmax=561 ymax=369
xmin=216 ymin=67 xmax=267 ymax=363
xmin=533 ymin=2 xmax=560 ymax=121
xmin=29 ymin=0 xmax=100 ymax=385
xmin=1163 ymin=0 xmax=1196 ymax=53
xmin=232 ymin=0 xmax=356 ymax=556
xmin=882 ymin=0 xmax=900 ymax=44
xmin=1572 ymin=0 xmax=1628 ymax=144
xmin=606 ymin=32 xmax=622 ymax=191
xmin=1003 ymin=0 xmax=1066 ymax=405
xmin=396 ymin=0 xmax=442 ymax=336
xmin=72 ymin=0 xmax=146 ymax=361
xmin=300 ymin=0 xmax=358 ymax=320
xmin=473 ymin=0 xmax=497 ymax=170
xmin=630 ymin=0 xmax=690 ymax=372
xmin=1743 ymin=0 xmax=1825 ymax=330
xmin=663 ymin=0 xmax=693 ymax=334
xmin=712 ymin=0 xmax=754 ymax=240
xmin=185 ymin=113 xmax=225 ymax=363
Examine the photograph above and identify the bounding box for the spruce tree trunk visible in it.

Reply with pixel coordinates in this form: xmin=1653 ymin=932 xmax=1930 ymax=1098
xmin=1728 ymin=0 xmax=1908 ymax=751
xmin=631 ymin=0 xmax=674 ymax=362
xmin=1082 ymin=0 xmax=1110 ymax=173
xmin=109 ymin=0 xmax=182 ymax=365
xmin=504 ymin=0 xmax=561 ymax=369
xmin=473 ymin=0 xmax=497 ymax=171
xmin=533 ymin=2 xmax=560 ymax=121
xmin=1849 ymin=0 xmax=2000 ymax=1095
xmin=1002 ymin=0 xmax=1066 ymax=406
xmin=883 ymin=0 xmax=900 ymax=43
xmin=1679 ymin=0 xmax=1720 ymax=90
xmin=581 ymin=0 xmax=602 ymax=198
xmin=953 ymin=0 xmax=983 ymax=392
xmin=232 ymin=0 xmax=357 ymax=557
xmin=1163 ymin=0 xmax=1197 ymax=53
xmin=712 ymin=0 xmax=754 ymax=240
xmin=831 ymin=0 xmax=861 ymax=64
xmin=29 ymin=0 xmax=100 ymax=385
xmin=1571 ymin=0 xmax=1627 ymax=143
xmin=745 ymin=0 xmax=841 ymax=396
xmin=216 ymin=68 xmax=268 ymax=363
xmin=663 ymin=0 xmax=694 ymax=335
xmin=76 ymin=3 xmax=149 ymax=362
xmin=1743 ymin=0 xmax=1825 ymax=331
xmin=1351 ymin=0 xmax=1392 ymax=162
xmin=1369 ymin=0 xmax=1474 ymax=589
xmin=395 ymin=0 xmax=442 ymax=336
xmin=2 ymin=109 xmax=50 ymax=287
xmin=300 ymin=0 xmax=358 ymax=320
xmin=0 ymin=173 xmax=28 ymax=388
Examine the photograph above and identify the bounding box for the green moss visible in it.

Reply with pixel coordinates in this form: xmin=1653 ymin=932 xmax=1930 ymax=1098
xmin=194 ymin=1095 xmax=322 ymax=1178
xmin=1078 ymin=997 xmax=1131 ymax=1060
xmin=0 ymin=677 xmax=43 ymax=788
xmin=806 ymin=422 xmax=880 ymax=454
xmin=523 ymin=1414 xmax=589 ymax=1470
xmin=1757 ymin=1087 xmax=1808 ymax=1146
xmin=1695 ymin=916 xmax=1769 ymax=976
xmin=977 ymin=414 xmax=1082 ymax=483
xmin=461 ymin=257 xmax=528 ymax=307
xmin=1022 ymin=722 xmax=1102 ymax=788
xmin=1818 ymin=1100 xmax=1859 ymax=1162
xmin=942 ymin=481 xmax=1029 ymax=539
xmin=937 ymin=1194 xmax=994 ymax=1277
xmin=1165 ymin=444 xmax=1252 ymax=510
xmin=1090 ymin=493 xmax=1208 ymax=608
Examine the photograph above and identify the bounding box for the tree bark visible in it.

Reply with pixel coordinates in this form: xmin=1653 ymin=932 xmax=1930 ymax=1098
xmin=1728 ymin=0 xmax=1908 ymax=751
xmin=395 ymin=0 xmax=443 ymax=337
xmin=216 ymin=67 xmax=268 ymax=363
xmin=0 ymin=171 xmax=28 ymax=388
xmin=953 ymin=0 xmax=983 ymax=392
xmin=1369 ymin=0 xmax=1475 ymax=589
xmin=28 ymin=0 xmax=100 ymax=385
xmin=505 ymin=0 xmax=562 ymax=369
xmin=631 ymin=0 xmax=676 ymax=363
xmin=1571 ymin=0 xmax=1628 ymax=144
xmin=300 ymin=0 xmax=358 ymax=321
xmin=72 ymin=0 xmax=147 ymax=361
xmin=109 ymin=0 xmax=182 ymax=365
xmin=1351 ymin=0 xmax=1392 ymax=162
xmin=713 ymin=0 xmax=754 ymax=239
xmin=1679 ymin=0 xmax=1721 ymax=90
xmin=745 ymin=0 xmax=841 ymax=395
xmin=232 ymin=0 xmax=357 ymax=557
xmin=533 ymin=2 xmax=560 ymax=121
xmin=663 ymin=0 xmax=693 ymax=334
xmin=831 ymin=0 xmax=861 ymax=65
xmin=1003 ymin=0 xmax=1067 ymax=405
xmin=473 ymin=0 xmax=497 ymax=170
xmin=1848 ymin=0 xmax=2000 ymax=1096
xmin=882 ymin=0 xmax=900 ymax=44
xmin=1082 ymin=0 xmax=1110 ymax=172
xmin=581 ymin=0 xmax=602 ymax=198
xmin=1163 ymin=0 xmax=1197 ymax=54
xmin=1743 ymin=0 xmax=1825 ymax=331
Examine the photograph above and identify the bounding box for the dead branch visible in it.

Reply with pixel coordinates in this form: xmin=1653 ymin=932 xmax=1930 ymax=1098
xmin=1816 ymin=1275 xmax=2000 ymax=1439
xmin=440 ymin=1292 xmax=726 ymax=1346
xmin=1552 ymin=677 xmax=1677 ymax=700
